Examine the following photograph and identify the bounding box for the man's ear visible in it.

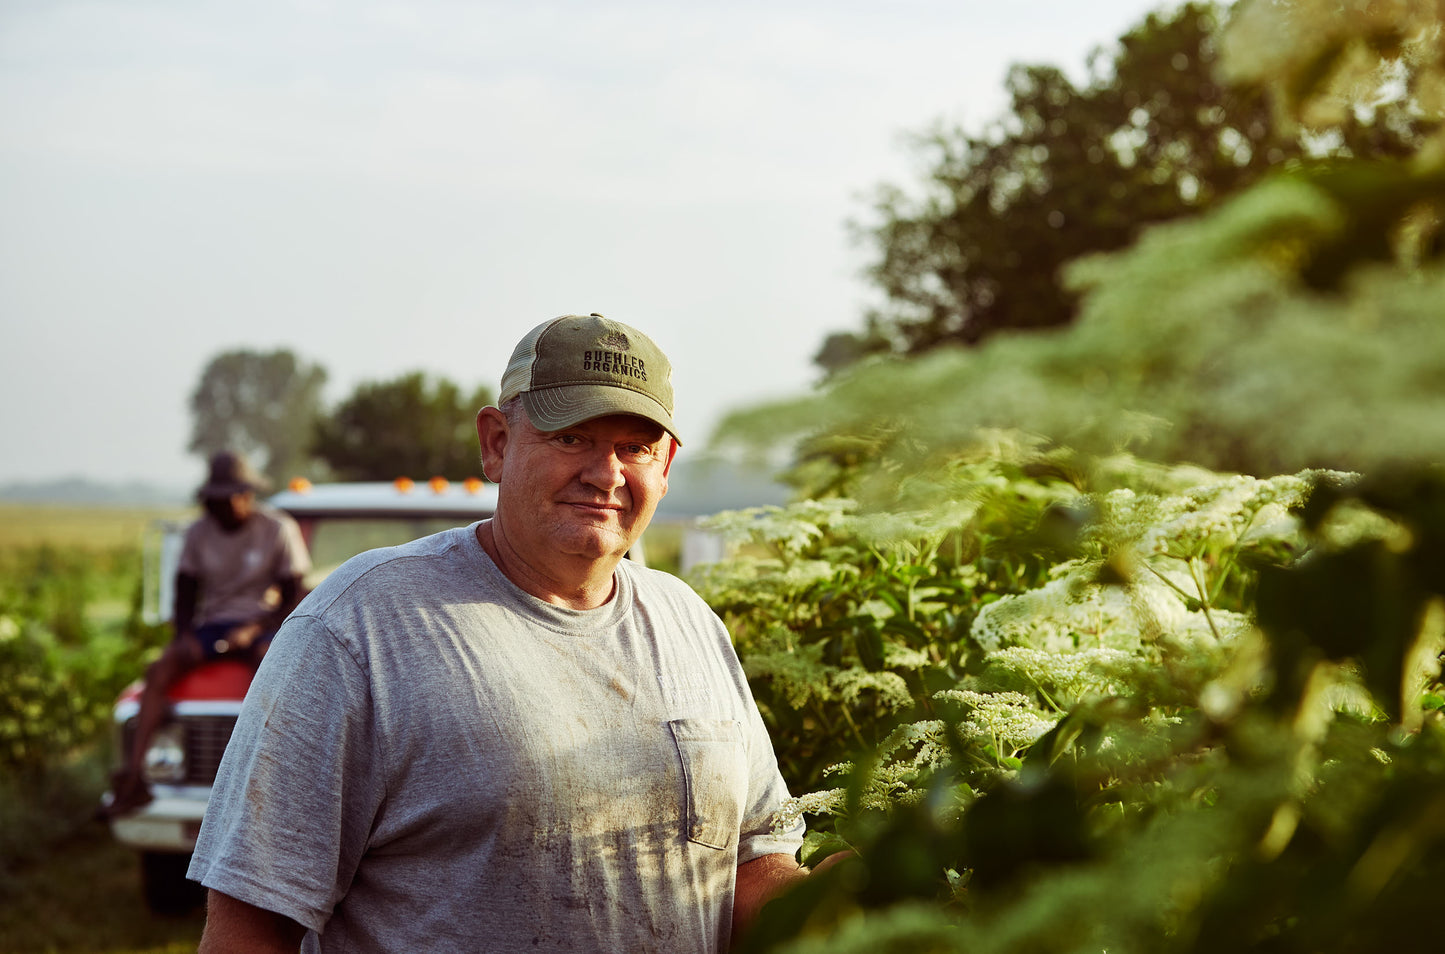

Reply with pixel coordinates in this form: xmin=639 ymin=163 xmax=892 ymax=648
xmin=657 ymin=437 xmax=679 ymax=499
xmin=662 ymin=438 xmax=679 ymax=478
xmin=476 ymin=407 xmax=510 ymax=483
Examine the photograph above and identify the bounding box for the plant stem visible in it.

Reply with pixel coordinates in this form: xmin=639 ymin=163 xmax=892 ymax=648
xmin=1187 ymin=556 xmax=1224 ymax=643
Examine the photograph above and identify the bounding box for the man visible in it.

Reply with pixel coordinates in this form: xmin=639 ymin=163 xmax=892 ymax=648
xmin=190 ymin=314 xmax=819 ymax=953
xmin=107 ymin=450 xmax=311 ymax=816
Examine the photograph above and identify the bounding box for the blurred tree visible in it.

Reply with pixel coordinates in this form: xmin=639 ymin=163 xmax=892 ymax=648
xmin=312 ymin=372 xmax=492 ymax=481
xmin=188 ymin=349 xmax=328 ymax=487
xmin=821 ymin=1 xmax=1425 ymax=373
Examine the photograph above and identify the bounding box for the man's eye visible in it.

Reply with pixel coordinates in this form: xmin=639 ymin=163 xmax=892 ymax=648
xmin=620 ymin=444 xmax=656 ymax=461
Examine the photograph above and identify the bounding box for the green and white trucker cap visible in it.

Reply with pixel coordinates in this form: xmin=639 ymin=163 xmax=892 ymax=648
xmin=499 ymin=313 xmax=680 ymax=445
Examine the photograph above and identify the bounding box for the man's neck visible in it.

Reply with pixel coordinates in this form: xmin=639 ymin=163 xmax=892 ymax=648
xmin=475 ymin=520 xmax=618 ymax=610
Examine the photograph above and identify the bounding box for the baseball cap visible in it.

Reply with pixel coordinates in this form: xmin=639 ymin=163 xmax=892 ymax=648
xmin=499 ymin=313 xmax=680 ymax=445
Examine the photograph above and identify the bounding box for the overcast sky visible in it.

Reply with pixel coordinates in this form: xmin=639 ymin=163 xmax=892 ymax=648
xmin=1 ymin=0 xmax=1174 ymax=489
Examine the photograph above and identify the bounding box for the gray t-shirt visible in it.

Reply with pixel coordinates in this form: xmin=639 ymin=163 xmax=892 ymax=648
xmin=190 ymin=523 xmax=803 ymax=953
xmin=176 ymin=504 xmax=311 ymax=626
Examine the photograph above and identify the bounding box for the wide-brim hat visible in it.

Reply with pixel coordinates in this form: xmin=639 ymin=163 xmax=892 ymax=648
xmin=498 ymin=313 xmax=680 ymax=444
xmin=197 ymin=450 xmax=270 ymax=499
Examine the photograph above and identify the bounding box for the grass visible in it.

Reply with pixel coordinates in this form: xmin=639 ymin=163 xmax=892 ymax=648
xmin=0 ymin=821 xmax=206 ymax=953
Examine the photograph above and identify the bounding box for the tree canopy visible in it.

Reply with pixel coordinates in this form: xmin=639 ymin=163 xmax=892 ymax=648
xmin=818 ymin=0 xmax=1424 ymax=374
xmin=187 ymin=349 xmax=328 ymax=488
xmin=311 ymin=371 xmax=492 ymax=481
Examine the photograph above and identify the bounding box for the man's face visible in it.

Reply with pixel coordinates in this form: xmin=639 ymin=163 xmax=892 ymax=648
xmin=203 ymin=491 xmax=255 ymax=531
xmin=487 ymin=412 xmax=675 ymax=568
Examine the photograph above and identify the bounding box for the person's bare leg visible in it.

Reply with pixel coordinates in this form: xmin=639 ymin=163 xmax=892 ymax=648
xmin=108 ymin=637 xmax=203 ymax=814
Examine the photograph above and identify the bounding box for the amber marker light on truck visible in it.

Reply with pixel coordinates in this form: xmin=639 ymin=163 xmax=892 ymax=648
xmin=429 ymin=476 xmax=450 ymax=494
xmin=394 ymin=477 xmax=415 ymax=493
xmin=464 ymin=477 xmax=483 ymax=494
xmin=288 ymin=477 xmax=313 ymax=493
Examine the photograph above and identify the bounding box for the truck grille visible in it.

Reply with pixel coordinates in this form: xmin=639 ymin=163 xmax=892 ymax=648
xmin=183 ymin=716 xmax=237 ymax=782
xmin=122 ymin=714 xmax=238 ymax=785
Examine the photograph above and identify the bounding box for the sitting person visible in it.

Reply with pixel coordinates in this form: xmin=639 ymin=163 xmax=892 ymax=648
xmin=106 ymin=450 xmax=310 ymax=816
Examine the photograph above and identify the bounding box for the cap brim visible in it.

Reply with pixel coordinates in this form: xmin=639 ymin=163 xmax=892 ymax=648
xmin=522 ymin=385 xmax=681 ymax=445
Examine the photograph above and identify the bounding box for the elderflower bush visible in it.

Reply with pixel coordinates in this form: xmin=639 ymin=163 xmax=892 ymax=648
xmin=970 ymin=470 xmax=1331 ymax=661
xmin=692 ymin=449 xmax=1081 ymax=791
xmin=750 ymin=459 xmax=1347 ymax=835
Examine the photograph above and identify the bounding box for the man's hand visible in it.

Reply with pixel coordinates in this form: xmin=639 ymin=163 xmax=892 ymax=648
xmin=223 ymin=621 xmax=265 ymax=652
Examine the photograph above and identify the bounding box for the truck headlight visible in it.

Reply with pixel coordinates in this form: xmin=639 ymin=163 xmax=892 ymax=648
xmin=143 ymin=722 xmax=187 ymax=784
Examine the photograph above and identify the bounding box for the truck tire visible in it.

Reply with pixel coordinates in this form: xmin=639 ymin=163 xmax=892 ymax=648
xmin=140 ymin=851 xmax=206 ymax=915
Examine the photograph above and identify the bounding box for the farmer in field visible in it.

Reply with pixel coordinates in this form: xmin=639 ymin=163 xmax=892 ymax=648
xmin=190 ymin=314 xmax=821 ymax=953
xmin=105 ymin=450 xmax=310 ymax=817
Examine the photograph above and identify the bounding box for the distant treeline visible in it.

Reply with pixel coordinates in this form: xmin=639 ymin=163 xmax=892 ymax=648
xmin=0 ymin=478 xmax=187 ymax=507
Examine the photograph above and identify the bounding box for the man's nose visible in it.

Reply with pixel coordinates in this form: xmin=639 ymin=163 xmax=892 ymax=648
xmin=579 ymin=446 xmax=626 ymax=491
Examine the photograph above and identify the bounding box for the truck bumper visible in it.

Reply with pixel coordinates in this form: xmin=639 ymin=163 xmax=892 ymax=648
xmin=105 ymin=786 xmax=211 ymax=853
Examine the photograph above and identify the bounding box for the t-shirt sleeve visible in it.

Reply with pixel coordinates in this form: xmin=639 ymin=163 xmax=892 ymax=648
xmin=672 ymin=588 xmax=805 ymax=866
xmin=188 ymin=614 xmax=378 ymax=932
xmin=734 ymin=679 xmax=806 ymax=864
xmin=175 ymin=519 xmax=205 ymax=578
xmin=274 ymin=513 xmax=312 ymax=579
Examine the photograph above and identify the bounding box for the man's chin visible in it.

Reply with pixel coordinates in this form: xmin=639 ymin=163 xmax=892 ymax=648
xmin=555 ymin=526 xmax=633 ymax=563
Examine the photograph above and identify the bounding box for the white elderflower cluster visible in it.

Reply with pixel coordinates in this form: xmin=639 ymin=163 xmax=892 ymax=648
xmin=831 ymin=668 xmax=915 ymax=711
xmin=697 ymin=498 xmax=856 ymax=556
xmin=877 ymin=720 xmax=953 ymax=768
xmin=771 ymin=751 xmax=937 ymax=829
xmin=987 ymin=645 xmax=1139 ymax=704
xmin=847 ymin=499 xmax=984 ymax=551
xmin=1128 ymin=473 xmax=1314 ymax=558
xmin=934 ymin=689 xmax=1060 ymax=755
xmin=692 ymin=554 xmax=851 ymax=606
xmin=970 ymin=564 xmax=1194 ymax=654
xmin=771 ymin=788 xmax=847 ymax=831
xmin=882 ymin=643 xmax=934 ymax=670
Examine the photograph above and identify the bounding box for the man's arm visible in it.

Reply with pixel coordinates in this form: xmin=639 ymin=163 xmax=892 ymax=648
xmin=270 ymin=574 xmax=305 ymax=626
xmin=733 ymin=850 xmax=855 ymax=944
xmin=199 ymin=890 xmax=307 ymax=954
xmin=173 ymin=572 xmax=200 ymax=640
xmin=733 ymin=852 xmax=807 ymax=939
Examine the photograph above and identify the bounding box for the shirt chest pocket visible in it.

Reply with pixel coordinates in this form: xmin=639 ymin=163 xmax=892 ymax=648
xmin=667 ymin=718 xmax=747 ymax=850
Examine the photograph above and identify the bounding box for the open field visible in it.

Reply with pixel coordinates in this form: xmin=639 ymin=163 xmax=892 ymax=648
xmin=0 ymin=504 xmax=193 ymax=551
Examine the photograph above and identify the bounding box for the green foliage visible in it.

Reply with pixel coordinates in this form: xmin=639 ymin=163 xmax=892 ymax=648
xmin=0 ymin=545 xmax=163 ymax=879
xmin=723 ymin=456 xmax=1445 ymax=954
xmin=311 ymin=370 xmax=492 ymax=480
xmin=714 ymin=5 xmax=1445 ymax=948
xmin=821 ymin=1 xmax=1425 ymax=372
xmin=188 ymin=348 xmax=329 ymax=486
xmin=722 ymin=158 xmax=1445 ymax=479
xmin=1221 ymin=0 xmax=1445 ymax=155
xmin=691 ymin=439 xmax=1081 ymax=792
